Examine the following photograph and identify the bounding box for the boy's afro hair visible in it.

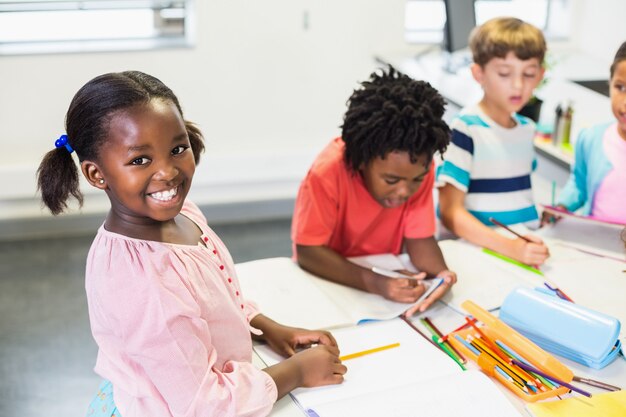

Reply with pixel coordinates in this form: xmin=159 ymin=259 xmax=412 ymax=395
xmin=341 ymin=65 xmax=450 ymax=171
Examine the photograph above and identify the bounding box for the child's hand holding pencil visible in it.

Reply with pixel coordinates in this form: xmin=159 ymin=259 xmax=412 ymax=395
xmin=488 ymin=217 xmax=550 ymax=267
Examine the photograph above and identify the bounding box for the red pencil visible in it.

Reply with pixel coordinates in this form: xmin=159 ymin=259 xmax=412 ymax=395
xmin=438 ymin=317 xmax=477 ymax=343
xmin=488 ymin=217 xmax=532 ymax=242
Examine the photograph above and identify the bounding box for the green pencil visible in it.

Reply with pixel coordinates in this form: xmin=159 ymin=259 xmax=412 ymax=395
xmin=432 ymin=335 xmax=467 ymax=370
xmin=420 ymin=318 xmax=466 ymax=364
xmin=482 ymin=248 xmax=544 ymax=276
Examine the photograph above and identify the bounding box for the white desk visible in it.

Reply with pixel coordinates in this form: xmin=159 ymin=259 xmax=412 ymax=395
xmin=242 ymin=242 xmax=626 ymax=416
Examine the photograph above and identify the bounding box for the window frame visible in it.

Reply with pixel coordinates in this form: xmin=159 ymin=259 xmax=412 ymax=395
xmin=0 ymin=0 xmax=195 ymax=56
xmin=405 ymin=0 xmax=570 ymax=46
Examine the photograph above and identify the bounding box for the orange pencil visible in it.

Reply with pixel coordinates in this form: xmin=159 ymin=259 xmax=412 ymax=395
xmin=465 ymin=317 xmax=514 ymax=364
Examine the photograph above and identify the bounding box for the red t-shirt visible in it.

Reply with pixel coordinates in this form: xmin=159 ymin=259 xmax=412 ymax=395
xmin=291 ymin=138 xmax=436 ymax=258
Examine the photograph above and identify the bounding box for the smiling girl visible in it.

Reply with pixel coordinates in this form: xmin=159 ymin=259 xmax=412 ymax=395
xmin=36 ymin=71 xmax=346 ymax=417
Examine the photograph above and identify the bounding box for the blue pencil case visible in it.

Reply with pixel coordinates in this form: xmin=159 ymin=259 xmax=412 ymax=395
xmin=499 ymin=287 xmax=621 ymax=369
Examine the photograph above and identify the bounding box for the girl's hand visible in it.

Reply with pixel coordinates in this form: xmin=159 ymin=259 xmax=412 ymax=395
xmin=540 ymin=204 xmax=568 ymax=227
xmin=366 ymin=271 xmax=429 ymax=303
xmin=262 ymin=322 xmax=338 ymax=357
xmin=403 ymin=269 xmax=457 ymax=316
xmin=264 ymin=344 xmax=346 ymax=397
xmin=286 ymin=345 xmax=347 ymax=388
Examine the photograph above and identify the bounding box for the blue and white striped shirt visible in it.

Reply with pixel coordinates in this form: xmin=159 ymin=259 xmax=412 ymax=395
xmin=436 ymin=104 xmax=538 ymax=225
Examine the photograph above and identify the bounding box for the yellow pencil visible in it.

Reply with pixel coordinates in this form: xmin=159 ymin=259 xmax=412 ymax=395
xmin=339 ymin=342 xmax=400 ymax=361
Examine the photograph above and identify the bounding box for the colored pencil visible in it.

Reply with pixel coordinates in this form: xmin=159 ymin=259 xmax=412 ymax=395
xmin=422 ymin=317 xmax=466 ymax=363
xmin=469 ymin=339 xmax=525 ymax=385
xmin=543 ymin=281 xmax=575 ymax=303
xmin=573 ymin=375 xmax=621 ymax=392
xmin=511 ymin=359 xmax=592 ymax=397
xmin=465 ymin=317 xmax=512 ymax=364
xmin=400 ymin=315 xmax=441 ymax=350
xmin=488 ymin=217 xmax=546 ymax=270
xmin=482 ymin=248 xmax=544 ymax=276
xmin=339 ymin=342 xmax=400 ymax=361
xmin=431 ymin=335 xmax=466 ymax=370
xmin=438 ymin=317 xmax=477 ymax=343
xmin=495 ymin=340 xmax=551 ymax=391
xmin=488 ymin=217 xmax=532 ymax=242
xmin=454 ymin=334 xmax=481 ymax=356
xmin=470 ymin=336 xmax=537 ymax=388
xmin=494 ymin=365 xmax=528 ymax=392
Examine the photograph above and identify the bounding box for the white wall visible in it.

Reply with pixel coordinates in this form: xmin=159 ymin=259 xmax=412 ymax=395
xmin=0 ymin=0 xmax=417 ymax=227
xmin=2 ymin=0 xmax=624 ymax=236
xmin=570 ymin=0 xmax=626 ymax=68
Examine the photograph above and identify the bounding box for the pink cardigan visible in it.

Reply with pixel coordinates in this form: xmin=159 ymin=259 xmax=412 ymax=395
xmin=85 ymin=201 xmax=277 ymax=416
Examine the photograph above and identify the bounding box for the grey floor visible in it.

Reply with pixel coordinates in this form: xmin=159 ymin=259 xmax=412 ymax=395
xmin=0 ymin=217 xmax=293 ymax=417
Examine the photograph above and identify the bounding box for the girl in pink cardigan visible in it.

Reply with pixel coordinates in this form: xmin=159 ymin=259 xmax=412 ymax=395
xmin=37 ymin=71 xmax=346 ymax=417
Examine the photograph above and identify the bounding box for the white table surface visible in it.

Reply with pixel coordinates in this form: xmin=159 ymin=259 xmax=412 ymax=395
xmin=249 ymin=272 xmax=626 ymax=416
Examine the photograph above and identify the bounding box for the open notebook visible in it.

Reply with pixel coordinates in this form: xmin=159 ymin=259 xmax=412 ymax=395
xmin=236 ymin=257 xmax=441 ymax=330
xmin=255 ymin=319 xmax=522 ymax=417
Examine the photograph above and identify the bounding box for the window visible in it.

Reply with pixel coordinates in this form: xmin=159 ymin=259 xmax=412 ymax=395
xmin=0 ymin=0 xmax=194 ymax=55
xmin=405 ymin=0 xmax=570 ymax=45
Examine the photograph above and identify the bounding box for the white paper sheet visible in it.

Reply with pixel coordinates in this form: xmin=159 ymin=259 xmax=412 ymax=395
xmin=312 ymin=371 xmax=522 ymax=417
xmin=255 ymin=319 xmax=521 ymax=417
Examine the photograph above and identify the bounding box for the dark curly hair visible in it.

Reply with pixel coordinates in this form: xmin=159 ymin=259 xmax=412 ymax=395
xmin=341 ymin=66 xmax=450 ymax=172
xmin=36 ymin=71 xmax=205 ymax=215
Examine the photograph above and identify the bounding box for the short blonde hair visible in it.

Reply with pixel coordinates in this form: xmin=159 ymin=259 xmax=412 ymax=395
xmin=469 ymin=17 xmax=546 ymax=67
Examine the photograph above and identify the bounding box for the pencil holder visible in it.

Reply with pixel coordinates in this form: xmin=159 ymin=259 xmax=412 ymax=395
xmin=449 ymin=300 xmax=572 ymax=402
xmin=499 ymin=287 xmax=621 ymax=369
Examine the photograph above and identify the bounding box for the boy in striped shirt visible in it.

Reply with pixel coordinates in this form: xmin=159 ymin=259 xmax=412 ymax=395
xmin=437 ymin=17 xmax=550 ymax=266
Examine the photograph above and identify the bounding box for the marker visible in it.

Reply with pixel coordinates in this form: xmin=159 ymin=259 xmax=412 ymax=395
xmin=339 ymin=342 xmax=400 ymax=361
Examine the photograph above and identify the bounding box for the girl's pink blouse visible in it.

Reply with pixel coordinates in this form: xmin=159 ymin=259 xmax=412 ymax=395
xmin=85 ymin=200 xmax=278 ymax=417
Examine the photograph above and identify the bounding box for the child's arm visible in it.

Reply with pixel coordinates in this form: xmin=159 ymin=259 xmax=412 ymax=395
xmin=251 ymin=314 xmax=346 ymax=399
xmin=296 ymin=244 xmax=429 ymax=303
xmin=439 ymin=183 xmax=550 ymax=266
xmin=250 ymin=314 xmax=338 ymax=355
xmin=262 ymin=345 xmax=346 ymax=399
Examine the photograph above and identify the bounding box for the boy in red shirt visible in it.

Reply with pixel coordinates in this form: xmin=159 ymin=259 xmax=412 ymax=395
xmin=292 ymin=66 xmax=457 ymax=315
